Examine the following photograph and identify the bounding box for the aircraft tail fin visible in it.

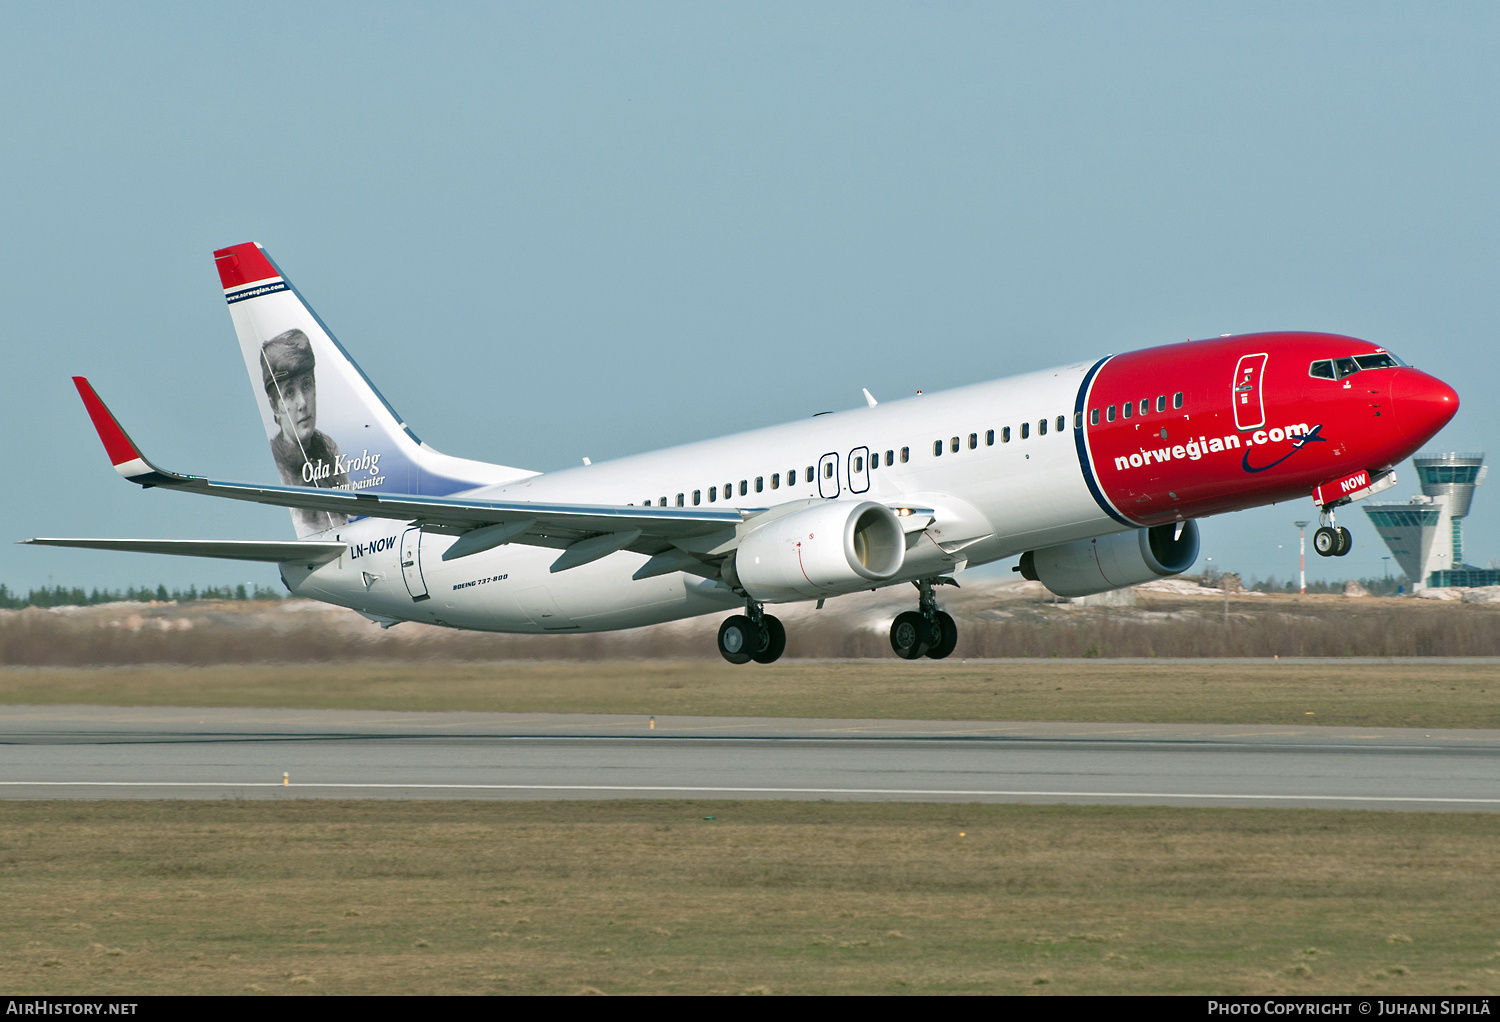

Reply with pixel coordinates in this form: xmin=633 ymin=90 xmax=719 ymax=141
xmin=214 ymin=243 xmax=534 ymax=537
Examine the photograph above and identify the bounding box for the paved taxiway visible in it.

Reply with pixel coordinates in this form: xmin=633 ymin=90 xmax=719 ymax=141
xmin=2 ymin=705 xmax=1497 ymax=809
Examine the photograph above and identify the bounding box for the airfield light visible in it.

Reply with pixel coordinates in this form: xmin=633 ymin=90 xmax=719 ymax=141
xmin=1293 ymin=521 xmax=1310 ymax=594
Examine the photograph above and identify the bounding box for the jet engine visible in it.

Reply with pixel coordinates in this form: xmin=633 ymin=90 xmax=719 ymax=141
xmin=728 ymin=500 xmax=907 ymax=601
xmin=1018 ymin=520 xmax=1200 ymax=598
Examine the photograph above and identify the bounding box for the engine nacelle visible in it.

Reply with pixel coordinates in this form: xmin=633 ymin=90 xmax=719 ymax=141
xmin=1019 ymin=520 xmax=1200 ymax=598
xmin=730 ymin=501 xmax=907 ymax=601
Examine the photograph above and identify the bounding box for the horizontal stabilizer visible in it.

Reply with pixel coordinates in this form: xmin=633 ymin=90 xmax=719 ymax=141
xmin=22 ymin=538 xmax=345 ymax=565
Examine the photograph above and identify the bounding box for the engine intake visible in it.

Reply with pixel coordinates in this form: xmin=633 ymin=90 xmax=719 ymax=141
xmin=732 ymin=501 xmax=906 ymax=601
xmin=1019 ymin=520 xmax=1200 ymax=598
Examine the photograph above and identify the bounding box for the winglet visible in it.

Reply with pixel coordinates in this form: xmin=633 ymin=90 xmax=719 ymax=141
xmin=72 ymin=377 xmax=181 ymax=485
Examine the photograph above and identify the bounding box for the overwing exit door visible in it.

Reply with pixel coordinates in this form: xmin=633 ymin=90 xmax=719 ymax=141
xmin=1232 ymin=353 xmax=1268 ymax=431
xmin=847 ymin=447 xmax=870 ymax=494
xmin=818 ymin=452 xmax=840 ymax=498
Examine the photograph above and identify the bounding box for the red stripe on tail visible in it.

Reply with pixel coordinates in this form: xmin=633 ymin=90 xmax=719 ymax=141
xmin=213 ymin=242 xmax=278 ymax=289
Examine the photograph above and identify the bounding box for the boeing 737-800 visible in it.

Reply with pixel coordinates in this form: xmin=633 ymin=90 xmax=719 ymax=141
xmin=29 ymin=242 xmax=1460 ymax=662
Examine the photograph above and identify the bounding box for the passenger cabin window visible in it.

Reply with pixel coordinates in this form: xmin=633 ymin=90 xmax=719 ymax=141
xmin=823 ymin=462 xmax=834 ymax=479
xmin=740 ymin=480 xmax=748 ymax=496
xmin=853 ymin=455 xmax=863 ymax=472
xmin=1156 ymin=395 xmax=1166 ymax=412
xmin=886 ymin=449 xmax=895 ymax=466
xmin=658 ymin=497 xmax=667 ymax=507
xmin=1021 ymin=422 xmax=1030 ymax=439
xmin=709 ymin=486 xmax=717 ymax=502
xmin=693 ymin=490 xmax=701 ymax=505
xmin=806 ymin=466 xmax=815 ymax=483
xmin=900 ymin=447 xmax=909 ymax=463
xmin=934 ymin=440 xmax=943 ymax=457
xmin=724 ymin=482 xmax=732 ymax=498
xmin=675 ymin=493 xmax=684 ymax=507
xmin=1173 ymin=392 xmax=1183 ymax=409
xmin=1090 ymin=408 xmax=1100 ymax=425
xmin=1107 ymin=405 xmax=1117 ymax=422
xmin=1058 ymin=415 xmax=1067 ymax=432
xmin=950 ymin=436 xmax=960 ymax=453
xmin=986 ymin=429 xmax=994 ymax=446
xmin=1038 ymin=418 xmax=1047 ymax=436
xmin=755 ymin=476 xmax=764 ymax=492
xmin=1123 ymin=401 xmax=1132 ymax=419
xmin=771 ymin=473 xmax=780 ymax=489
xmin=1072 ymin=412 xmax=1081 ymax=429
xmin=1138 ymin=401 xmax=1147 ymax=416
xmin=1001 ymin=427 xmax=1010 ymax=443
xmin=968 ymin=433 xmax=978 ymax=450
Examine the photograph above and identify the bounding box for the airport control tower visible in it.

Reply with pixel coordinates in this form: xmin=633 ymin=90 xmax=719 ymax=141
xmin=1364 ymin=452 xmax=1491 ymax=589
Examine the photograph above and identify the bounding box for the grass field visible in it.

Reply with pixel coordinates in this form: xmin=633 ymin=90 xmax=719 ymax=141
xmin=0 ymin=800 xmax=1495 ymax=995
xmin=4 ymin=655 xmax=1496 ymax=994
xmin=3 ymin=659 xmax=1497 ymax=728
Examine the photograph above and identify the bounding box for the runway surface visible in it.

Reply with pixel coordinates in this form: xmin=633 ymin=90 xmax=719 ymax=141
xmin=2 ymin=705 xmax=1498 ymax=809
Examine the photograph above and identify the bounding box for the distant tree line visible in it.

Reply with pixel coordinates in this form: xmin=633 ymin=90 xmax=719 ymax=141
xmin=0 ymin=583 xmax=284 ymax=609
xmin=1244 ymin=576 xmax=1407 ymax=597
xmin=1201 ymin=568 xmax=1408 ymax=597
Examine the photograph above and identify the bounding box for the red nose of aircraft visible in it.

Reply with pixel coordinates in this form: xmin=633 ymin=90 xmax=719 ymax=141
xmin=1392 ymin=368 xmax=1460 ymax=442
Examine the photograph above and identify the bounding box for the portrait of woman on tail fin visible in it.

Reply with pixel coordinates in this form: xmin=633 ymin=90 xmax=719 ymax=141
xmin=261 ymin=328 xmax=350 ymax=533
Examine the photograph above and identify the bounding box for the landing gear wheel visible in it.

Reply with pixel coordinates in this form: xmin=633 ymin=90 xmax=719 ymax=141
xmin=925 ymin=611 xmax=958 ymax=660
xmin=890 ymin=611 xmax=930 ymax=660
xmin=717 ymin=615 xmax=761 ymax=665
xmin=1335 ymin=526 xmax=1352 ymax=557
xmin=750 ymin=615 xmax=786 ymax=664
xmin=1313 ymin=526 xmax=1339 ymax=557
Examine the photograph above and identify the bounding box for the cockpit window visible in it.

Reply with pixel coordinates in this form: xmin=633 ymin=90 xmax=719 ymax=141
xmin=1311 ymin=351 xmax=1405 ymax=380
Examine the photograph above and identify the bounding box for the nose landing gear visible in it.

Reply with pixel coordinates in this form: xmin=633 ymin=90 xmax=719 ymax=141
xmin=889 ymin=577 xmax=959 ymax=660
xmin=1313 ymin=508 xmax=1352 ymax=558
xmin=717 ymin=600 xmax=786 ymax=664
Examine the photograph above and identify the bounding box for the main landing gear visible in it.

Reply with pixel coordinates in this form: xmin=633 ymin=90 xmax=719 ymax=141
xmin=889 ymin=577 xmax=959 ymax=660
xmin=1312 ymin=507 xmax=1353 ymax=558
xmin=717 ymin=600 xmax=787 ymax=665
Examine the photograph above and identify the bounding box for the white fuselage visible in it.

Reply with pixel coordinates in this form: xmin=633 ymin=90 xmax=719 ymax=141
xmin=283 ymin=361 xmax=1124 ymax=631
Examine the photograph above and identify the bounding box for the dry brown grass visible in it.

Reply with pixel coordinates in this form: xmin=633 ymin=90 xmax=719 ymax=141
xmin=3 ymin=583 xmax=1500 ymax=666
xmin=0 ymin=800 xmax=1495 ymax=995
xmin=2 ymin=659 xmax=1497 ymax=728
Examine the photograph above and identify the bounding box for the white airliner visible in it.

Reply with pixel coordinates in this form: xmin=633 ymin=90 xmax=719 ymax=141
xmin=30 ymin=243 xmax=1459 ymax=662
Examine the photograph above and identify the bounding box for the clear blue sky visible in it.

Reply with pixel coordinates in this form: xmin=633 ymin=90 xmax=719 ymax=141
xmin=4 ymin=2 xmax=1496 ymax=594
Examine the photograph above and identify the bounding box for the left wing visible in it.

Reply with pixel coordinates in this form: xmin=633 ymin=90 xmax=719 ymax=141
xmin=22 ymin=538 xmax=346 ymax=565
xmin=72 ymin=377 xmax=746 ymax=574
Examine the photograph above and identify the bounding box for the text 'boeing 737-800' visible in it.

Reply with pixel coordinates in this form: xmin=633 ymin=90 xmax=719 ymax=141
xmin=28 ymin=242 xmax=1459 ymax=662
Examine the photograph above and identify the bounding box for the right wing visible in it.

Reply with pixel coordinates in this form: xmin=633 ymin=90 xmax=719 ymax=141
xmin=72 ymin=377 xmax=749 ymax=574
